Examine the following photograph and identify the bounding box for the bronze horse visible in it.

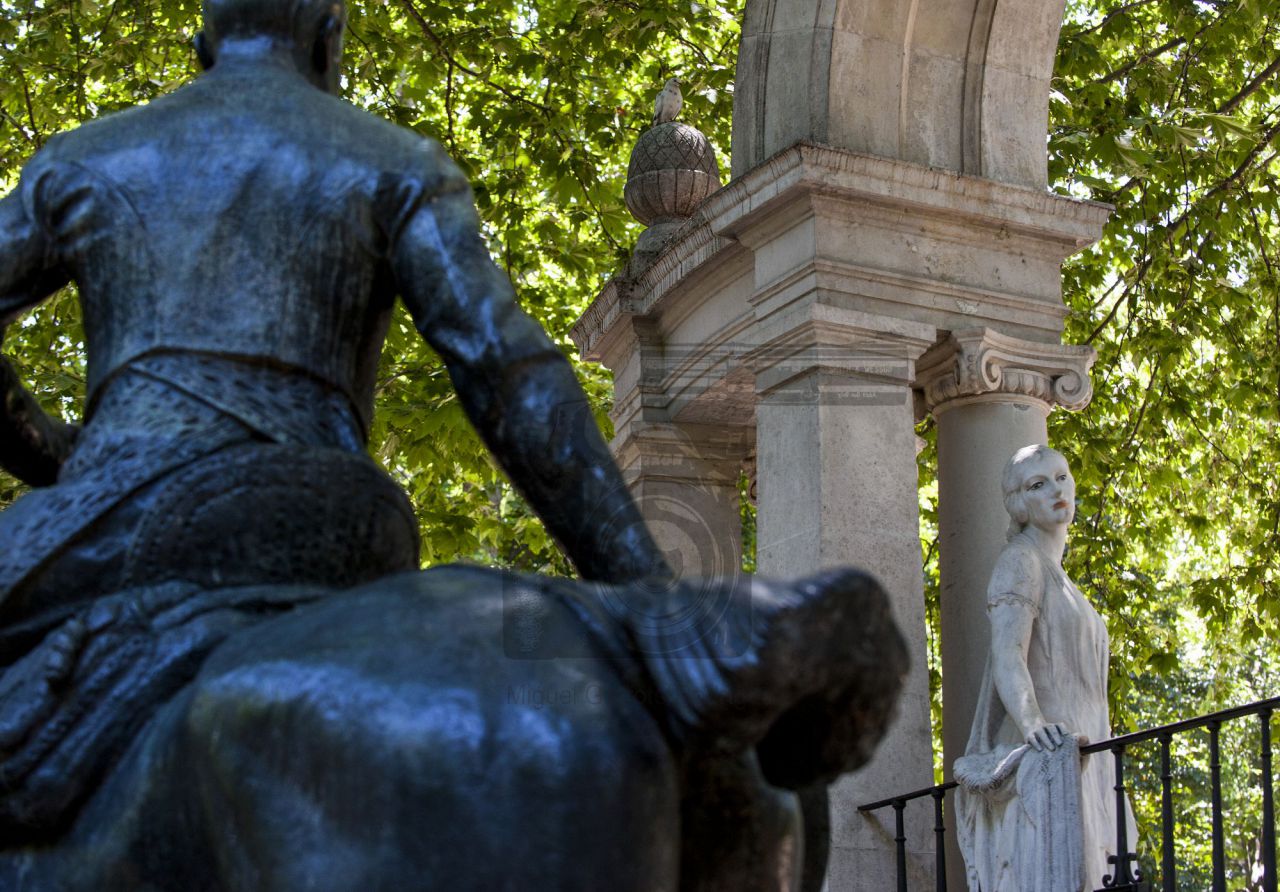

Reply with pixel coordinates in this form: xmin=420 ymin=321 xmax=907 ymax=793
xmin=1 ymin=565 xmax=905 ymax=890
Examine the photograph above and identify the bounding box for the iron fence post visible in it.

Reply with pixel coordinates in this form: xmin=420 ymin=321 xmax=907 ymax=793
xmin=932 ymin=786 xmax=947 ymax=892
xmin=1160 ymin=732 xmax=1176 ymax=892
xmin=894 ymin=798 xmax=907 ymax=892
xmin=1209 ymin=719 xmax=1225 ymax=892
xmin=1262 ymin=710 xmax=1276 ymax=892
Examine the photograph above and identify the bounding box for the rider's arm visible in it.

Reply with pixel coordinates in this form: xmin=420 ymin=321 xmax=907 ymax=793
xmin=389 ymin=165 xmax=670 ymax=585
xmin=0 ymin=184 xmax=77 ymax=486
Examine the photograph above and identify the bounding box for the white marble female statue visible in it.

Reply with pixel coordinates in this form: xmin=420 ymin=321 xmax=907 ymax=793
xmin=955 ymin=445 xmax=1135 ymax=892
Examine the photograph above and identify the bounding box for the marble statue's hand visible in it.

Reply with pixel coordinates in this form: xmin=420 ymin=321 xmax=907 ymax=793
xmin=1025 ymin=721 xmax=1069 ymax=752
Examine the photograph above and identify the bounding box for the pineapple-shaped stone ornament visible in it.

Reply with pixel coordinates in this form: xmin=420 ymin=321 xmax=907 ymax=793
xmin=624 ymin=80 xmax=722 ymax=258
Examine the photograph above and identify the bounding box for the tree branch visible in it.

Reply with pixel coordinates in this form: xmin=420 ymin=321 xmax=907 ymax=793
xmin=1218 ymin=54 xmax=1280 ymax=116
xmin=1097 ymin=5 xmax=1233 ymax=88
xmin=17 ymin=64 xmax=42 ymax=148
xmin=90 ymin=0 xmax=123 ymax=48
xmin=397 ymin=0 xmax=552 ymax=116
xmin=1163 ymin=117 xmax=1280 ymax=236
xmin=397 ymin=3 xmax=621 ymax=268
xmin=1070 ymin=0 xmax=1161 ymax=39
xmin=1248 ymin=202 xmax=1280 ymax=415
xmin=343 ymin=23 xmax=402 ymax=113
xmin=1087 ymin=272 xmax=1124 ymax=313
xmin=1097 ymin=50 xmax=1277 ymax=204
xmin=548 ymin=128 xmax=622 ymax=253
xmin=1099 ymin=35 xmax=1187 ymax=85
xmin=0 ymin=104 xmax=36 ymax=146
xmin=1082 ymin=372 xmax=1166 ymax=554
xmin=1185 ymin=407 xmax=1243 ymax=472
xmin=672 ymin=33 xmax=713 ymax=70
xmin=1087 ymin=255 xmax=1152 ymax=343
xmin=445 ymin=59 xmax=456 ymax=150
xmin=1100 ymin=173 xmax=1140 ymax=204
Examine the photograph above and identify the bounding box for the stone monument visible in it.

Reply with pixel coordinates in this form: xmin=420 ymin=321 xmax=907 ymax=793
xmin=576 ymin=1 xmax=1112 ymax=884
xmin=0 ymin=1 xmax=910 ymax=888
xmin=953 ymin=444 xmax=1135 ymax=891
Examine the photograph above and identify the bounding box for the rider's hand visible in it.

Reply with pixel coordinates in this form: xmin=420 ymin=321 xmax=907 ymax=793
xmin=0 ymin=353 xmax=81 ymax=486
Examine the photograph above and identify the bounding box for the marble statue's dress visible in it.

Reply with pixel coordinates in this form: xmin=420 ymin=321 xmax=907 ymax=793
xmin=956 ymin=532 xmax=1132 ymax=892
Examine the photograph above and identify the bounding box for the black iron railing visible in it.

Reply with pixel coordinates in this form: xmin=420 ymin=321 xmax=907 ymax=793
xmin=859 ymin=695 xmax=1280 ymax=892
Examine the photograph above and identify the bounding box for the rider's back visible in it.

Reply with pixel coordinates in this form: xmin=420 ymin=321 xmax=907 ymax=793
xmin=21 ymin=61 xmax=463 ymax=429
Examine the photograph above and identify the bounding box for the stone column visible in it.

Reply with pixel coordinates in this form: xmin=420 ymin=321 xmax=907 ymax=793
xmin=751 ymin=307 xmax=938 ymax=890
xmin=612 ymin=421 xmax=749 ymax=580
xmin=914 ymin=327 xmax=1096 ymax=887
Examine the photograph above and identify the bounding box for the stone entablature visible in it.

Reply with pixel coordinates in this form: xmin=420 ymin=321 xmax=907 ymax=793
xmin=915 ymin=328 xmax=1098 ymax=416
xmin=575 ymin=143 xmax=1111 ymax=344
xmin=572 ymin=142 xmax=1109 ymax=434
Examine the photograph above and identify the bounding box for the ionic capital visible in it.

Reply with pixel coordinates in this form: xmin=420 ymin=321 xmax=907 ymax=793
xmin=915 ymin=328 xmax=1096 ymax=417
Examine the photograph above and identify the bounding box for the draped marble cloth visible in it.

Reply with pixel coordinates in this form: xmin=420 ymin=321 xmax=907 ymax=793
xmin=955 ymin=532 xmax=1136 ymax=892
xmin=955 ymin=737 xmax=1086 ymax=892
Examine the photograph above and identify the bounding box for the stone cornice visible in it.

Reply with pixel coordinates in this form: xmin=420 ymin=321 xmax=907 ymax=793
xmin=706 ymin=143 xmax=1113 ymax=251
xmin=570 ymin=220 xmax=741 ymax=362
xmin=915 ymin=328 xmax=1097 ymax=416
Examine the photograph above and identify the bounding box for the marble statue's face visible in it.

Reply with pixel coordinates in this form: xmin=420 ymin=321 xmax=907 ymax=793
xmin=1019 ymin=451 xmax=1075 ymax=531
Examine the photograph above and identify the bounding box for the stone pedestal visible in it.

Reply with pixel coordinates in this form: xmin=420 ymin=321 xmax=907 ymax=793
xmin=915 ymin=328 xmax=1096 ymax=888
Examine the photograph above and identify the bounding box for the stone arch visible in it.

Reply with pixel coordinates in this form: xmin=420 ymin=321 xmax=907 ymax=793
xmin=731 ymin=0 xmax=1069 ymax=188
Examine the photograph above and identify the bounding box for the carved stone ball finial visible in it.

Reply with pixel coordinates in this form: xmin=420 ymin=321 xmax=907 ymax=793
xmin=624 ymin=115 xmax=721 ymax=257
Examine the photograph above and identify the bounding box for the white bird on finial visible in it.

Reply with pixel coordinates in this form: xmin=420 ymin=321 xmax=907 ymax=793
xmin=652 ymin=78 xmax=683 ymax=126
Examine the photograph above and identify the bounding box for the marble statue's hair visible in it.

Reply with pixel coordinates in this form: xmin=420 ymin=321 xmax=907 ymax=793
xmin=202 ymin=0 xmax=344 ymax=43
xmin=1000 ymin=444 xmax=1064 ymax=540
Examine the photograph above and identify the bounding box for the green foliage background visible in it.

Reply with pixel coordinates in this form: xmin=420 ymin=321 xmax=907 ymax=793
xmin=1047 ymin=3 xmax=1279 ymax=883
xmin=0 ymin=0 xmax=1278 ymax=882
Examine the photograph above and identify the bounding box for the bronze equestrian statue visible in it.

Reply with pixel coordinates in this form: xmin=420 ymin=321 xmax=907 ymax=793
xmin=0 ymin=1 xmax=908 ymax=888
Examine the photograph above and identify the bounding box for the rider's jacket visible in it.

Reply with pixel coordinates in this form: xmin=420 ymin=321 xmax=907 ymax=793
xmin=2 ymin=61 xmax=473 ymax=436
